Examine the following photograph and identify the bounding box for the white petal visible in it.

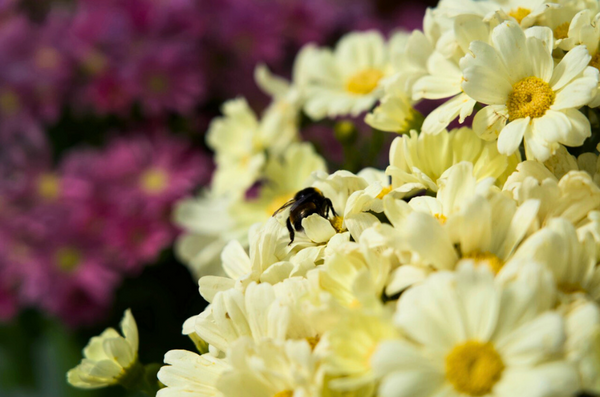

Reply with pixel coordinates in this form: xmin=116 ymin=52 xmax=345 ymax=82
xmin=472 ymin=105 xmax=508 ymax=141
xmin=552 ymin=67 xmax=599 ymax=110
xmin=498 ymin=118 xmax=529 ymax=155
xmin=461 ymin=41 xmax=513 ymax=104
xmin=302 ymin=213 xmax=336 ymax=243
xmin=491 ymin=22 xmax=531 ymax=82
xmin=550 ymin=45 xmax=592 ymax=91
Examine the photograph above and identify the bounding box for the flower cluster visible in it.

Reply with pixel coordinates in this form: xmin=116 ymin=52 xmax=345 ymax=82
xmin=159 ymin=0 xmax=600 ymax=396
xmin=0 ymin=132 xmax=210 ymax=326
xmin=0 ymin=0 xmax=424 ymax=149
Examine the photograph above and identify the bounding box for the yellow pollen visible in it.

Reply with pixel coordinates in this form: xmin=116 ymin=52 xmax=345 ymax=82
xmin=139 ymin=168 xmax=169 ymax=194
xmin=37 ymin=173 xmax=61 ymax=200
xmin=0 ymin=90 xmax=19 ymax=116
xmin=274 ymin=391 xmax=293 ymax=397
xmin=506 ymin=77 xmax=555 ymax=121
xmin=590 ymin=53 xmax=600 ymax=71
xmin=508 ymin=7 xmax=531 ymax=24
xmin=435 ymin=213 xmax=447 ymax=225
xmin=267 ymin=193 xmax=292 ymax=216
xmin=54 ymin=247 xmax=82 ymax=272
xmin=305 ymin=336 xmax=320 ymax=350
xmin=330 ymin=215 xmax=344 ymax=233
xmin=554 ymin=22 xmax=570 ymax=40
xmin=445 ymin=340 xmax=504 ymax=396
xmin=462 ymin=251 xmax=504 ymax=275
xmin=558 ymin=282 xmax=586 ymax=295
xmin=346 ymin=68 xmax=384 ymax=95
xmin=376 ymin=185 xmax=393 ymax=199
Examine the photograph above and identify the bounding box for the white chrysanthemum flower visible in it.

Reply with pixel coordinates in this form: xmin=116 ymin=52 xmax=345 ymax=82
xmin=436 ymin=0 xmax=552 ymax=27
xmin=503 ymin=161 xmax=600 ymax=227
xmin=190 ymin=282 xmax=293 ymax=354
xmin=461 ymin=21 xmax=599 ymax=161
xmin=197 ymin=219 xmax=288 ymax=302
xmin=175 ymin=143 xmax=326 ymax=278
xmin=413 ymin=14 xmax=492 ymax=134
xmin=67 ymin=310 xmax=140 ymax=389
xmin=325 ymin=311 xmax=398 ymax=394
xmin=557 ymin=9 xmax=600 ymax=106
xmin=387 ymin=127 xmax=519 ymax=192
xmin=372 ymin=264 xmax=579 ymax=397
xmin=157 ymin=350 xmax=228 ymax=397
xmin=300 ymin=31 xmax=391 ymax=120
xmin=504 ymin=218 xmax=600 ymax=302
xmin=372 ymin=162 xmax=540 ymax=294
xmin=364 ymin=84 xmax=423 ymax=134
xmin=216 ymin=338 xmax=321 ymax=397
xmin=308 ymin=239 xmax=397 ymax=311
xmin=561 ymin=299 xmax=600 ymax=394
xmin=207 ymin=97 xmax=298 ymax=196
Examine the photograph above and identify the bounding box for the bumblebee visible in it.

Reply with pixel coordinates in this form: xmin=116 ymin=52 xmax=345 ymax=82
xmin=273 ymin=187 xmax=337 ymax=243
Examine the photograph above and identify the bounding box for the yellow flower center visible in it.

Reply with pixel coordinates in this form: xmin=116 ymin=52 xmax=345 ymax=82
xmin=54 ymin=247 xmax=82 ymax=272
xmin=0 ymin=90 xmax=19 ymax=116
xmin=376 ymin=185 xmax=393 ymax=199
xmin=274 ymin=391 xmax=293 ymax=397
xmin=346 ymin=68 xmax=384 ymax=95
xmin=148 ymin=74 xmax=168 ymax=93
xmin=558 ymin=282 xmax=586 ymax=295
xmin=267 ymin=193 xmax=293 ymax=216
xmin=445 ymin=340 xmax=504 ymax=396
xmin=37 ymin=173 xmax=61 ymax=200
xmin=139 ymin=168 xmax=168 ymax=194
xmin=553 ymin=22 xmax=570 ymax=40
xmin=508 ymin=7 xmax=531 ymax=24
xmin=506 ymin=77 xmax=555 ymax=121
xmin=434 ymin=213 xmax=447 ymax=225
xmin=590 ymin=52 xmax=600 ymax=71
xmin=462 ymin=251 xmax=504 ymax=275
xmin=330 ymin=215 xmax=344 ymax=232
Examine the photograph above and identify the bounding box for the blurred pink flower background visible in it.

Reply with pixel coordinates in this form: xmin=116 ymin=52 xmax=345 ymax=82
xmin=0 ymin=0 xmax=428 ymax=327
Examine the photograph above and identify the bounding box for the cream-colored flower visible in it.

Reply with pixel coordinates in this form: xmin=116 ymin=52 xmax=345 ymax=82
xmin=561 ymin=299 xmax=600 ymax=394
xmin=207 ymin=97 xmax=298 ymax=196
xmin=364 ymin=86 xmax=423 ymax=134
xmin=373 ymin=162 xmax=540 ymax=294
xmin=436 ymin=0 xmax=552 ymax=27
xmin=372 ymin=263 xmax=578 ymax=397
xmin=216 ymin=337 xmax=322 ymax=397
xmin=197 ymin=218 xmax=289 ymax=302
xmin=174 ymin=143 xmax=326 ymax=278
xmin=190 ymin=282 xmax=294 ymax=354
xmin=300 ymin=31 xmax=392 ymax=120
xmin=157 ymin=350 xmax=228 ymax=397
xmin=503 ymin=161 xmax=600 ymax=227
xmin=413 ymin=14 xmax=493 ymax=134
xmin=67 ymin=310 xmax=140 ymax=389
xmin=461 ymin=21 xmax=599 ymax=161
xmin=325 ymin=311 xmax=398 ymax=394
xmin=387 ymin=127 xmax=520 ymax=192
xmin=504 ymin=218 xmax=600 ymax=303
xmin=556 ymin=9 xmax=600 ymax=106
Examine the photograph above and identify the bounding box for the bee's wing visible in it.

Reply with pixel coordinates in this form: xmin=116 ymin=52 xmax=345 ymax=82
xmin=272 ymin=198 xmax=295 ymax=216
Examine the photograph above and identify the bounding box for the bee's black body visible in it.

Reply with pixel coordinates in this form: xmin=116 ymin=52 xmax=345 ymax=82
xmin=272 ymin=187 xmax=337 ymax=243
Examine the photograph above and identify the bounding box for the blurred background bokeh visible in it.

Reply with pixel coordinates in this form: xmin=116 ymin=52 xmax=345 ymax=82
xmin=0 ymin=1 xmax=436 ymax=396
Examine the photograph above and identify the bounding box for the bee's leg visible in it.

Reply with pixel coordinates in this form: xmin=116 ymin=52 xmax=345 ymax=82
xmin=286 ymin=218 xmax=295 ymax=245
xmin=325 ymin=199 xmax=337 ymax=217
